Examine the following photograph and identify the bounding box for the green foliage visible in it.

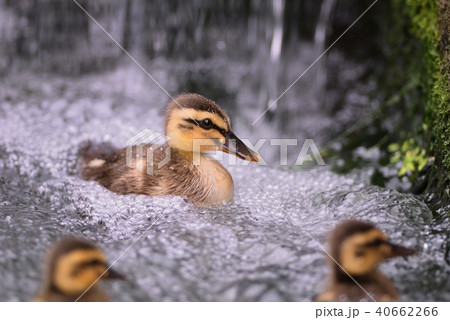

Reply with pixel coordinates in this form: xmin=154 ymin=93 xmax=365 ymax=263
xmin=388 ymin=138 xmax=429 ymax=181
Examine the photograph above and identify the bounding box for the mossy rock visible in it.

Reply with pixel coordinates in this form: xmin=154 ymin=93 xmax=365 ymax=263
xmin=399 ymin=0 xmax=450 ymax=203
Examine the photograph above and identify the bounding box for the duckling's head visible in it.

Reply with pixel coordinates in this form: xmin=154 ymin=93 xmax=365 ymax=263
xmin=165 ymin=93 xmax=260 ymax=162
xmin=44 ymin=237 xmax=123 ymax=296
xmin=329 ymin=221 xmax=416 ymax=276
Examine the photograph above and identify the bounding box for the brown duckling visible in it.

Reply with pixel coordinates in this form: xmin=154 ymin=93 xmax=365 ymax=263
xmin=81 ymin=93 xmax=260 ymax=207
xmin=316 ymin=220 xmax=416 ymax=302
xmin=35 ymin=237 xmax=123 ymax=302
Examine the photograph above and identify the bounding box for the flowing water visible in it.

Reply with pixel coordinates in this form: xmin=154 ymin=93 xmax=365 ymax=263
xmin=1 ymin=64 xmax=449 ymax=302
xmin=0 ymin=0 xmax=449 ymax=302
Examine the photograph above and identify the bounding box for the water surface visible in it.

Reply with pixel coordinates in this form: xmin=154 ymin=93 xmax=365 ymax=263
xmin=0 ymin=66 xmax=449 ymax=301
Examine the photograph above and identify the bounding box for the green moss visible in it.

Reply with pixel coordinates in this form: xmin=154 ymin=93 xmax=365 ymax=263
xmin=400 ymin=0 xmax=450 ymax=201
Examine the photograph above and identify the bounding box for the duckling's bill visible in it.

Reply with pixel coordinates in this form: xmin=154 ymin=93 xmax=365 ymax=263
xmin=105 ymin=267 xmax=125 ymax=280
xmin=387 ymin=242 xmax=417 ymax=258
xmin=222 ymin=131 xmax=260 ymax=162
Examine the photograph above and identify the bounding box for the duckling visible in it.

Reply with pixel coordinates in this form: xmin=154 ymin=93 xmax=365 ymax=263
xmin=35 ymin=237 xmax=123 ymax=302
xmin=316 ymin=220 xmax=416 ymax=302
xmin=81 ymin=93 xmax=260 ymax=207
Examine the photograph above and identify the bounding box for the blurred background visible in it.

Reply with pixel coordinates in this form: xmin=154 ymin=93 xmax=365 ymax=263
xmin=0 ymin=0 xmax=424 ymax=180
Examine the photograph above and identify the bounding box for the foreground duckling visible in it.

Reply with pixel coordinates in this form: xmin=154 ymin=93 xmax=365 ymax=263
xmin=316 ymin=220 xmax=416 ymax=302
xmin=35 ymin=237 xmax=123 ymax=302
xmin=81 ymin=93 xmax=260 ymax=207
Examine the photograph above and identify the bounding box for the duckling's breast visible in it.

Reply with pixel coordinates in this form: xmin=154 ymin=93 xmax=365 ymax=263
xmin=163 ymin=153 xmax=235 ymax=207
xmin=317 ymin=271 xmax=399 ymax=302
xmin=196 ymin=154 xmax=234 ymax=206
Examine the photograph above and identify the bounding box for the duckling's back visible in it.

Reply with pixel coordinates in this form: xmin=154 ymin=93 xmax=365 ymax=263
xmin=80 ymin=141 xmax=187 ymax=196
xmin=79 ymin=141 xmax=114 ymax=179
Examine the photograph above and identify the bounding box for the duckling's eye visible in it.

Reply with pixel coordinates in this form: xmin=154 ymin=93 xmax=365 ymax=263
xmin=365 ymin=238 xmax=385 ymax=248
xmin=86 ymin=259 xmax=102 ymax=266
xmin=355 ymin=250 xmax=365 ymax=257
xmin=70 ymin=259 xmax=103 ymax=277
xmin=199 ymin=119 xmax=213 ymax=129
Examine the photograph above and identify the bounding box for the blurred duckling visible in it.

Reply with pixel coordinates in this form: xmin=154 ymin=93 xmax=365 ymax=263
xmin=81 ymin=93 xmax=260 ymax=207
xmin=35 ymin=237 xmax=123 ymax=302
xmin=316 ymin=220 xmax=416 ymax=302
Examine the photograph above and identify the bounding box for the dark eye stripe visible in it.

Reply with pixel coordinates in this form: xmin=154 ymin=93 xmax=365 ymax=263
xmin=70 ymin=259 xmax=104 ymax=277
xmin=184 ymin=118 xmax=228 ymax=137
xmin=363 ymin=238 xmax=387 ymax=248
xmin=355 ymin=250 xmax=365 ymax=257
